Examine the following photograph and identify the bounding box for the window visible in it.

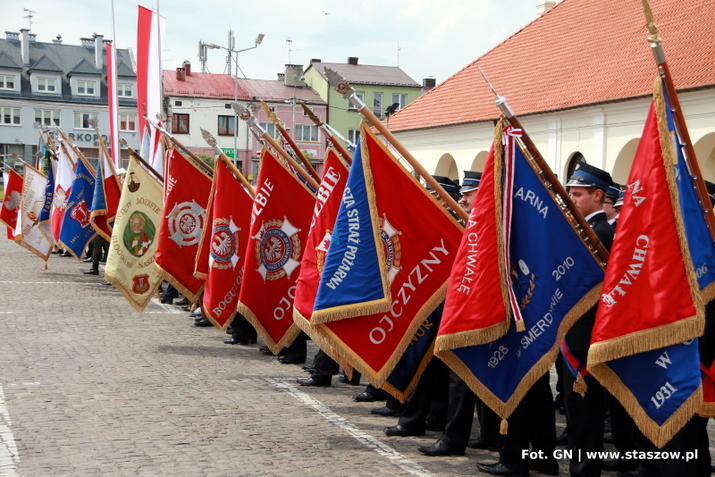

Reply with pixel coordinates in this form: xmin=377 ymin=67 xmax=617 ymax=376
xmin=391 ymin=93 xmax=407 ymax=111
xmin=294 ymin=124 xmax=318 ymax=142
xmin=35 ymin=109 xmax=60 ymax=127
xmin=175 ymin=100 xmax=183 ymax=106
xmin=74 ymin=112 xmax=98 ymax=129
xmin=117 ymin=83 xmax=133 ymax=98
xmin=120 ymin=114 xmax=136 ymax=132
xmin=373 ymin=93 xmax=383 ymax=119
xmin=348 ymin=129 xmax=359 ymax=145
xmin=171 ymin=113 xmax=189 ymax=134
xmin=0 ymin=75 xmax=15 ymax=90
xmin=349 ymin=92 xmax=365 ymax=110
xmin=77 ymin=80 xmax=95 ymax=96
xmin=258 ymin=122 xmax=278 ymax=139
xmin=37 ymin=77 xmax=56 ymax=92
xmin=218 ymin=115 xmax=235 ymax=136
xmin=1 ymin=107 xmax=20 ymax=125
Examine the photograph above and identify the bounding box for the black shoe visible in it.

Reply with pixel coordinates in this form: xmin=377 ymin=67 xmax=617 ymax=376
xmin=302 ymin=366 xmax=317 ymax=373
xmin=476 ymin=462 xmax=527 ymax=477
xmin=467 ymin=437 xmax=499 ymax=451
xmin=384 ymin=425 xmax=424 ymax=437
xmin=338 ymin=375 xmax=361 ymax=385
xmin=530 ymin=459 xmax=559 ymax=476
xmin=603 ymin=459 xmax=638 ymax=472
xmin=371 ymin=406 xmax=397 ymax=417
xmin=83 ymin=269 xmax=99 ymax=275
xmin=194 ymin=318 xmax=212 ymax=327
xmin=417 ymin=439 xmax=464 ymax=457
xmin=296 ymin=377 xmax=331 ymax=387
xmin=175 ymin=297 xmax=189 ymax=306
xmin=82 ymin=256 xmax=93 ymax=262
xmin=277 ymin=356 xmax=306 ymax=364
xmin=102 ymin=281 xmax=111 ymax=286
xmin=353 ymin=391 xmax=386 ymax=402
xmin=259 ymin=345 xmax=274 ymax=355
xmin=60 ymin=251 xmax=72 ymax=257
xmin=224 ymin=338 xmax=245 ymax=345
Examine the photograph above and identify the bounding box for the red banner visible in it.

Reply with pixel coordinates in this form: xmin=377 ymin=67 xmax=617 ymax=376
xmin=200 ymin=159 xmax=253 ymax=330
xmin=1 ymin=168 xmax=23 ymax=239
xmin=293 ymin=148 xmax=350 ymax=322
xmin=155 ymin=149 xmax=212 ymax=302
xmin=237 ymin=148 xmax=315 ymax=352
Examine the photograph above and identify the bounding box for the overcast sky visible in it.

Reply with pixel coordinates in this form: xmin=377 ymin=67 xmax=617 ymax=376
xmin=0 ymin=0 xmax=548 ymax=86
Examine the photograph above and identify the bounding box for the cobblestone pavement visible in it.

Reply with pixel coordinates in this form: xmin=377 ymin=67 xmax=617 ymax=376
xmin=1 ymin=237 xmax=713 ymax=476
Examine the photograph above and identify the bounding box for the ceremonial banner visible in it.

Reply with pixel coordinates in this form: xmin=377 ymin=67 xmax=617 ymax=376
xmin=16 ymin=164 xmax=52 ymax=261
xmin=588 ymin=79 xmax=704 ymax=447
xmin=136 ymin=6 xmax=165 ymax=171
xmin=435 ymin=122 xmax=604 ymax=420
xmin=297 ymin=123 xmax=463 ymax=387
xmin=51 ymin=141 xmax=76 ymax=241
xmin=199 ymin=158 xmax=253 ymax=330
xmin=154 ymin=149 xmax=211 ymax=302
xmin=105 ymin=156 xmax=164 ymax=311
xmin=1 ymin=168 xmax=23 ymax=240
xmin=237 ymin=148 xmax=315 ymax=352
xmin=293 ymin=148 xmax=350 ymax=323
xmin=310 ymin=140 xmax=388 ymax=322
xmin=58 ymin=156 xmax=97 ymax=260
xmin=90 ymin=142 xmax=121 ymax=240
xmin=36 ymin=149 xmax=55 ymax=244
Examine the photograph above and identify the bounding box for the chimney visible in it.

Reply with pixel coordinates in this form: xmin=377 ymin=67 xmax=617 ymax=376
xmin=536 ymin=0 xmax=557 ymax=16
xmin=311 ymin=58 xmax=321 ymax=63
xmin=52 ymin=34 xmax=63 ymax=44
xmin=182 ymin=60 xmax=192 ymax=76
xmin=93 ymin=34 xmax=104 ymax=69
xmin=28 ymin=33 xmax=37 ymax=43
xmin=5 ymin=31 xmax=20 ymax=42
xmin=347 ymin=57 xmax=358 ymax=65
xmin=176 ymin=67 xmax=186 ymax=81
xmin=20 ymin=28 xmax=30 ymax=66
xmin=422 ymin=78 xmax=436 ymax=93
xmin=277 ymin=72 xmax=285 ymax=82
xmin=80 ymin=37 xmax=94 ymax=48
xmin=284 ymin=64 xmax=305 ymax=87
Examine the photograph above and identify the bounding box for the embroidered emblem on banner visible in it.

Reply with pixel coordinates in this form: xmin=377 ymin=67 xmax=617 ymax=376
xmin=70 ymin=198 xmax=91 ymax=228
xmin=4 ymin=190 xmax=20 ymax=211
xmin=127 ymin=172 xmax=141 ymax=193
xmin=254 ymin=217 xmax=302 ymax=281
xmin=132 ymin=275 xmax=151 ymax=294
xmin=510 ymin=259 xmax=536 ymax=310
xmin=123 ymin=211 xmax=156 ymax=257
xmin=167 ymin=200 xmax=206 ymax=247
xmin=315 ymin=230 xmax=333 ymax=275
xmin=380 ymin=215 xmax=402 ymax=283
xmin=53 ymin=187 xmax=68 ymax=209
xmin=210 ymin=217 xmax=241 ymax=270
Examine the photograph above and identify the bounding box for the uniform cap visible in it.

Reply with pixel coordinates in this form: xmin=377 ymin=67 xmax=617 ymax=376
xmin=461 ymin=171 xmax=482 ymax=193
xmin=566 ymin=163 xmax=614 ymax=192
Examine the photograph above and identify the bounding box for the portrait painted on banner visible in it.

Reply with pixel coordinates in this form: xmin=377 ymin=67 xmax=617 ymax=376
xmin=123 ymin=211 xmax=156 ymax=257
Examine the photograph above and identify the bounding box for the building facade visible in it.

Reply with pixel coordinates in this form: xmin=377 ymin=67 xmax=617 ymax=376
xmin=0 ymin=29 xmax=138 ymax=173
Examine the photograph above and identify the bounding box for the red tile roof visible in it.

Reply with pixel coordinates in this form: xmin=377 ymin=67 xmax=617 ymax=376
xmin=163 ymin=70 xmax=252 ymax=100
xmin=389 ymin=0 xmax=715 ymax=132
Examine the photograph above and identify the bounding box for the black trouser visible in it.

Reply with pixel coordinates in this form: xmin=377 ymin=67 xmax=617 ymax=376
xmin=499 ymin=373 xmax=556 ymax=471
xmin=437 ymin=369 xmax=476 ymax=451
xmin=397 ymin=358 xmax=449 ymax=432
xmin=91 ymin=236 xmax=109 ymax=271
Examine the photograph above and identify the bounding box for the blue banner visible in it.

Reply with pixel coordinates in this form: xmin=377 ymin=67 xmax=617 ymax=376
xmin=38 ymin=153 xmax=54 ymax=225
xmin=312 ymin=138 xmax=389 ymax=320
xmin=58 ymin=158 xmax=97 ymax=259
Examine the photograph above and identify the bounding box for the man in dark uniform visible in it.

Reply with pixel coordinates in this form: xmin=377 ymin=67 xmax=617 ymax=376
xmin=560 ymin=163 xmax=615 ymax=477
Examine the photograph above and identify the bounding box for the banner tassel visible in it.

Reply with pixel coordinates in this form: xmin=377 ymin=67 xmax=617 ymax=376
xmin=574 ymin=374 xmax=587 ymax=397
xmin=499 ymin=418 xmax=508 ymax=435
xmin=515 ymin=319 xmax=526 ymax=332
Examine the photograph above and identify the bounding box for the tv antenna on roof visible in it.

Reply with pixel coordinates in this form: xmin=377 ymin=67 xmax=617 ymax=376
xmin=23 ymin=8 xmax=36 ymax=31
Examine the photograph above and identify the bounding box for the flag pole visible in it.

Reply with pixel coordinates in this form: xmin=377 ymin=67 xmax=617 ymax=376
xmin=200 ymin=127 xmax=255 ymax=197
xmin=260 ymin=101 xmax=320 ymax=180
xmin=89 ymin=117 xmax=122 ymax=190
xmin=232 ymin=103 xmax=321 ymax=191
xmin=144 ymin=117 xmax=213 ymax=177
xmin=642 ymin=0 xmax=715 ymax=242
xmin=322 ymin=68 xmax=468 ymax=222
xmin=118 ymin=138 xmax=164 ymax=182
xmin=300 ymin=102 xmax=353 ymax=164
xmin=476 ymin=66 xmax=610 ymax=266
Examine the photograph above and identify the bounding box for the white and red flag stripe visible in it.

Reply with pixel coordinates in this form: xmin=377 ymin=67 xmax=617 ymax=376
xmin=106 ymin=42 xmax=121 ymax=167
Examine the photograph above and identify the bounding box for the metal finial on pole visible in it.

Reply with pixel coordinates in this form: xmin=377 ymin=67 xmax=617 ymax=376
xmin=200 ymin=127 xmax=255 ymax=196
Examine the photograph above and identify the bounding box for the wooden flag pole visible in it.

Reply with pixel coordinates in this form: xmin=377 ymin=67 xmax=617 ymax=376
xmin=322 ymin=68 xmax=468 ymax=222
xmin=300 ymin=102 xmax=353 ymax=164
xmin=200 ymin=127 xmax=255 ymax=197
xmin=232 ymin=103 xmax=320 ymax=191
xmin=260 ymin=101 xmax=320 ymax=180
xmin=118 ymin=138 xmax=164 ymax=183
xmin=642 ymin=0 xmax=715 ymax=242
xmin=89 ymin=117 xmax=123 ymax=190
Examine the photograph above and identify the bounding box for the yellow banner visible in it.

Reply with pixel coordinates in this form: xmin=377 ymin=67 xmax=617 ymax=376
xmin=105 ymin=156 xmax=163 ymax=311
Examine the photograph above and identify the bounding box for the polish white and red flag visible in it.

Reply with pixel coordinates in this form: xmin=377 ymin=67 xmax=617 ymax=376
xmin=106 ymin=42 xmax=121 ymax=167
xmin=136 ymin=6 xmax=165 ymax=172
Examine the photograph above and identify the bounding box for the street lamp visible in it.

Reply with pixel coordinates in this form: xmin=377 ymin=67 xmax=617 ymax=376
xmin=205 ymin=32 xmax=264 ymax=170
